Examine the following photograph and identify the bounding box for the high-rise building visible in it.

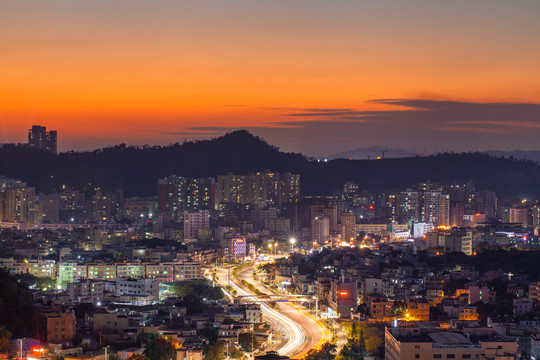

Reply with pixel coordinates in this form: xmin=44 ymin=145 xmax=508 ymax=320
xmin=92 ymin=191 xmax=122 ymax=223
xmin=475 ymin=190 xmax=497 ymax=219
xmin=28 ymin=125 xmax=57 ymax=154
xmin=158 ymin=176 xmax=186 ymax=220
xmin=215 ymin=171 xmax=299 ymax=208
xmin=216 ymin=174 xmax=246 ymax=205
xmin=0 ymin=179 xmax=39 ymax=225
xmin=230 ymin=238 xmax=247 ymax=257
xmin=158 ymin=176 xmax=214 ymax=221
xmin=59 ymin=190 xmax=88 ymax=222
xmin=312 ymin=216 xmax=330 ymax=243
xmin=509 ymin=207 xmax=529 ymax=227
xmin=185 ymin=177 xmax=215 ymax=210
xmin=342 ymin=182 xmax=360 ymax=204
xmin=423 ymin=192 xmax=450 ymax=227
xmin=398 ymin=190 xmax=420 ymax=224
xmin=278 ymin=173 xmax=300 ymax=205
xmin=245 ymin=171 xmax=279 ymax=206
xmin=384 ymin=192 xmax=399 ymax=222
xmin=184 ymin=209 xmax=210 ymax=240
xmin=442 ymin=230 xmax=473 ymax=255
xmin=341 ymin=212 xmax=356 ymax=242
xmin=37 ymin=194 xmax=60 ymax=223
xmin=449 ymin=203 xmax=465 ymax=227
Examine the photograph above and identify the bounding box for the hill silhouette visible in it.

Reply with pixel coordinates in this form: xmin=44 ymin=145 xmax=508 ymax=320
xmin=0 ymin=130 xmax=539 ymax=199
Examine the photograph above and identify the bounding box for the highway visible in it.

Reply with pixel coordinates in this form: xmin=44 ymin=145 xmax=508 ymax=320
xmin=213 ymin=263 xmax=331 ymax=359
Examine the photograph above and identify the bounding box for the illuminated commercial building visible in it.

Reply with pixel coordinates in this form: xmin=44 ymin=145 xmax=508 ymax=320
xmin=329 ymin=279 xmax=357 ymax=318
xmin=231 ymin=237 xmax=247 ymax=257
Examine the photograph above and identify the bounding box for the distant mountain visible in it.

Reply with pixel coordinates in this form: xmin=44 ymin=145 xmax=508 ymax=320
xmin=326 ymin=145 xmax=417 ymax=160
xmin=486 ymin=150 xmax=540 ymax=164
xmin=1 ymin=130 xmax=540 ymax=199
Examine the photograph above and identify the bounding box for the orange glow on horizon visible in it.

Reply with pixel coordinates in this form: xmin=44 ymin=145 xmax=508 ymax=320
xmin=2 ymin=1 xmax=540 ymax=154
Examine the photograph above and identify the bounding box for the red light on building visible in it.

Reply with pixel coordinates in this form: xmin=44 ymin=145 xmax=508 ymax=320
xmin=369 ymin=205 xmax=374 ymax=210
xmin=339 ymin=291 xmax=348 ymax=296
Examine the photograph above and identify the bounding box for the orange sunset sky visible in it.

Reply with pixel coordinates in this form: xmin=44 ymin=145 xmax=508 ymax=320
xmin=1 ymin=0 xmax=540 ymax=156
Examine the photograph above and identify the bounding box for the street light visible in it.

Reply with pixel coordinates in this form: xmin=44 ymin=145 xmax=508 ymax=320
xmin=290 ymin=237 xmax=296 ymax=253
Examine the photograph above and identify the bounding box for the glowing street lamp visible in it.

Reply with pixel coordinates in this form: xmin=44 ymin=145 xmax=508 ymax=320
xmin=290 ymin=237 xmax=296 ymax=253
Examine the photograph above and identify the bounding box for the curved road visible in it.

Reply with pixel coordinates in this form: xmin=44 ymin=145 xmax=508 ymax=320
xmin=233 ymin=264 xmax=331 ymax=359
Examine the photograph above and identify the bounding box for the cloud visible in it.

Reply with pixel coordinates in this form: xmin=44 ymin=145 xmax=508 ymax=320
xmin=159 ymin=98 xmax=540 ymax=156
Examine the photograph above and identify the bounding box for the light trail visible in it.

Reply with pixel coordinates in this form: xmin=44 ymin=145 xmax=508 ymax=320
xmin=227 ymin=278 xmax=306 ymax=357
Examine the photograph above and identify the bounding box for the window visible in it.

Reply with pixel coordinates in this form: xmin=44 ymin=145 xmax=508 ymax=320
xmin=433 ymin=355 xmax=442 ymax=359
xmin=415 ymin=354 xmax=420 ymax=359
xmin=462 ymin=355 xmax=471 ymax=359
xmin=446 ymin=355 xmax=455 ymax=359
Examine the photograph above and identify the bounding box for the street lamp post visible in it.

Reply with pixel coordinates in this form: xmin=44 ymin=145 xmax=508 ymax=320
xmin=290 ymin=237 xmax=296 ymax=253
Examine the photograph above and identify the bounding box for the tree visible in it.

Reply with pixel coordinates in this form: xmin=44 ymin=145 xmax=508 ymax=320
xmin=305 ymin=343 xmax=336 ymax=360
xmin=128 ymin=354 xmax=146 ymax=360
xmin=238 ymin=333 xmax=259 ymax=352
xmin=138 ymin=333 xmax=175 ymax=360
xmin=176 ymin=294 xmax=204 ymax=314
xmin=14 ymin=273 xmax=56 ymax=291
xmin=0 ymin=326 xmax=12 ymax=355
xmin=74 ymin=303 xmax=95 ymax=320
xmin=0 ymin=270 xmax=47 ymax=340
xmin=203 ymin=342 xmax=225 ymax=360
xmin=229 ymin=349 xmax=244 ymax=359
xmin=338 ymin=324 xmax=365 ymax=360
xmin=172 ymin=280 xmax=224 ymax=301
xmin=199 ymin=327 xmax=218 ymax=344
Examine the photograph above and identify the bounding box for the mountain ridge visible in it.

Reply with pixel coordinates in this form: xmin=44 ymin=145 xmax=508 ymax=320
xmin=0 ymin=130 xmax=539 ymax=199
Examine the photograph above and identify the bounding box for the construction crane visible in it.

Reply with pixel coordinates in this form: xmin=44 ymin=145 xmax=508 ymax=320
xmin=370 ymin=149 xmax=388 ymax=159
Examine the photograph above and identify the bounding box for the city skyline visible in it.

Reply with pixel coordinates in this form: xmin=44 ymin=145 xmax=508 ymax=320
xmin=1 ymin=1 xmax=540 ymax=156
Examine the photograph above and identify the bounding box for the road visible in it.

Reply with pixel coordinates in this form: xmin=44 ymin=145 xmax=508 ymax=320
xmin=213 ymin=263 xmax=331 ymax=359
